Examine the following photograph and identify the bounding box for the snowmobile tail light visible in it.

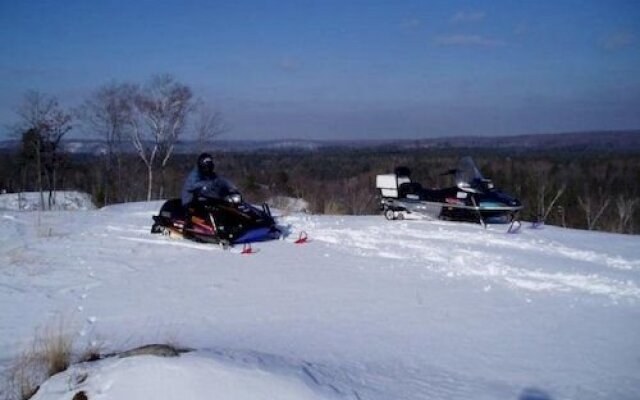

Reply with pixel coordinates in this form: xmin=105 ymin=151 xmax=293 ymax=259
xmin=445 ymin=197 xmax=464 ymax=205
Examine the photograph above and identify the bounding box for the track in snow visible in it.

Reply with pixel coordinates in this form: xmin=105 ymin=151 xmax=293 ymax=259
xmin=286 ymin=215 xmax=640 ymax=301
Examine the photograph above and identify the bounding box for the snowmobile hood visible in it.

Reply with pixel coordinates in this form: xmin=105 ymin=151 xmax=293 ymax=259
xmin=232 ymin=226 xmax=280 ymax=244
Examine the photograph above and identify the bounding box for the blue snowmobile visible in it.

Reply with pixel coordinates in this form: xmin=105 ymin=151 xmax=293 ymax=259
xmin=151 ymin=185 xmax=282 ymax=246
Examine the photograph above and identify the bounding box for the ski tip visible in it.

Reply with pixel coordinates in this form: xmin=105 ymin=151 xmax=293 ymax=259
xmin=294 ymin=231 xmax=309 ymax=244
xmin=240 ymin=243 xmax=260 ymax=255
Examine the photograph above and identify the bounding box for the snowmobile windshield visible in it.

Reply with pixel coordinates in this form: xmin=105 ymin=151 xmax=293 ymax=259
xmin=200 ymin=177 xmax=239 ymax=200
xmin=455 ymin=157 xmax=485 ymax=187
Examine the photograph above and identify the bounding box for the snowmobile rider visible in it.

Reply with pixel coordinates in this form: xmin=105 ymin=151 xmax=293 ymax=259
xmin=181 ymin=153 xmax=239 ymax=208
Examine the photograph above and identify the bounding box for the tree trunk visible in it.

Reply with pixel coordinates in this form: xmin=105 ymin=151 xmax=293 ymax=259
xmin=45 ymin=165 xmax=53 ymax=210
xmin=48 ymin=164 xmax=58 ymax=209
xmin=103 ymin=155 xmax=110 ymax=206
xmin=158 ymin=166 xmax=165 ymax=199
xmin=589 ymin=199 xmax=610 ymax=230
xmin=146 ymin=164 xmax=153 ymax=201
xmin=577 ymin=196 xmax=592 ymax=230
xmin=52 ymin=157 xmax=58 ymax=206
xmin=21 ymin=167 xmax=27 ymax=211
xmin=542 ymin=185 xmax=565 ymax=222
xmin=36 ymin=146 xmax=44 ymax=210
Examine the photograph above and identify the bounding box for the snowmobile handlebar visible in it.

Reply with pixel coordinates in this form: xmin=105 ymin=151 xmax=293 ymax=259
xmin=194 ymin=188 xmax=243 ymax=205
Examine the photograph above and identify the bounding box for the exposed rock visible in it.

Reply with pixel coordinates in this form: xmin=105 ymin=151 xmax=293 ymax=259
xmin=72 ymin=391 xmax=88 ymax=400
xmin=117 ymin=344 xmax=191 ymax=359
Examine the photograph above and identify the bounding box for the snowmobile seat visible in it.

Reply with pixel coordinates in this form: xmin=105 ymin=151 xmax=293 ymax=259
xmin=158 ymin=198 xmax=186 ymax=221
xmin=421 ymin=188 xmax=449 ymax=202
xmin=151 ymin=198 xmax=186 ymax=234
xmin=398 ymin=182 xmax=424 ymax=199
xmin=397 ymin=175 xmax=411 ymax=187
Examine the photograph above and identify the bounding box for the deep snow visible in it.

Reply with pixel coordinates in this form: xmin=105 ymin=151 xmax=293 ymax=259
xmin=0 ymin=201 xmax=639 ymax=399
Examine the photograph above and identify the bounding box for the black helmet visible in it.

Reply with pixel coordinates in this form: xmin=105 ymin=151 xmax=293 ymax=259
xmin=197 ymin=153 xmax=215 ymax=177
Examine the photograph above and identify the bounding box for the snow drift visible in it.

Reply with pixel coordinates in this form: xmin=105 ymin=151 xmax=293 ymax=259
xmin=31 ymin=352 xmax=335 ymax=400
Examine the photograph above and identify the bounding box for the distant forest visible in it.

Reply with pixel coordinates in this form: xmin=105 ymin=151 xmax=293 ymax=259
xmin=1 ymin=145 xmax=639 ymax=235
xmin=1 ymin=82 xmax=638 ymax=234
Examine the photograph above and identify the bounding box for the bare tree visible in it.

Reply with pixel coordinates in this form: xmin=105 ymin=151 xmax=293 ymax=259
xmin=42 ymin=107 xmax=72 ymax=208
xmin=80 ymin=83 xmax=135 ymax=204
xmin=193 ymin=102 xmax=226 ymax=147
xmin=531 ymin=160 xmax=566 ymax=223
xmin=130 ymin=75 xmax=193 ymax=200
xmin=19 ymin=128 xmax=44 ymax=209
xmin=539 ymin=182 xmax=566 ymax=223
xmin=15 ymin=91 xmax=73 ymax=209
xmin=616 ymin=195 xmax=638 ymax=234
xmin=344 ymin=174 xmax=375 ymax=215
xmin=577 ymin=186 xmax=611 ymax=230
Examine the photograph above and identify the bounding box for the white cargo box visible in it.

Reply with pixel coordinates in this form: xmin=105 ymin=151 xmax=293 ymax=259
xmin=376 ymin=174 xmax=398 ymax=189
xmin=376 ymin=174 xmax=403 ymax=198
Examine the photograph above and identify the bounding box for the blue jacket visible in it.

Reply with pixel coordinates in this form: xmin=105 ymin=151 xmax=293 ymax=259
xmin=181 ymin=168 xmax=236 ymax=206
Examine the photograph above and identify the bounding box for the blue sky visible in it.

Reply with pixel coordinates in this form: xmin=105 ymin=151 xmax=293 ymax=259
xmin=1 ymin=0 xmax=639 ymax=140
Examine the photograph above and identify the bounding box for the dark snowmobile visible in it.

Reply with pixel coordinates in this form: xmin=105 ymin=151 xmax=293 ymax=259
xmin=376 ymin=157 xmax=522 ymax=224
xmin=151 ymin=187 xmax=282 ymax=246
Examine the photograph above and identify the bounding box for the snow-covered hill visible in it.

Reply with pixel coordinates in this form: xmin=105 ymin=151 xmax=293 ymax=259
xmin=1 ymin=202 xmax=639 ymax=399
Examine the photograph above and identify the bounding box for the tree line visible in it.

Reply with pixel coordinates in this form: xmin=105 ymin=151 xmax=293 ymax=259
xmin=4 ymin=75 xmax=223 ymax=209
xmin=2 ymin=143 xmax=638 ymax=234
xmin=221 ymin=148 xmax=640 ymax=234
